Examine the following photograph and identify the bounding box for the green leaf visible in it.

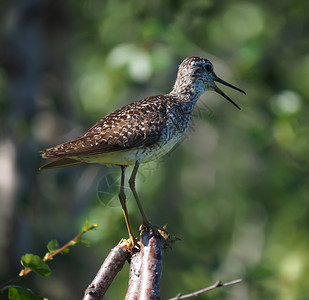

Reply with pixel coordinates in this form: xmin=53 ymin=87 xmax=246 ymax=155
xmin=46 ymin=240 xmax=59 ymax=253
xmin=61 ymin=248 xmax=70 ymax=254
xmin=81 ymin=220 xmax=98 ymax=233
xmin=77 ymin=239 xmax=91 ymax=247
xmin=21 ymin=254 xmax=52 ymax=277
xmin=82 ymin=219 xmax=90 ymax=233
xmin=8 ymin=286 xmax=47 ymax=300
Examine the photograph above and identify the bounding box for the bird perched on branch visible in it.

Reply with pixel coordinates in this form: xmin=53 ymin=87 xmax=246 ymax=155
xmin=40 ymin=56 xmax=246 ymax=247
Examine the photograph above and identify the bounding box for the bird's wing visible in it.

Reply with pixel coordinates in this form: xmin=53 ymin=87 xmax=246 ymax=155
xmin=41 ymin=96 xmax=169 ymax=159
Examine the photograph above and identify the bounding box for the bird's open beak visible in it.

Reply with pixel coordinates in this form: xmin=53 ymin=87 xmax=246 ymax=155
xmin=213 ymin=76 xmax=246 ymax=110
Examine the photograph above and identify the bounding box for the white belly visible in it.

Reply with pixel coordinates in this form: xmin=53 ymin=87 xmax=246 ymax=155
xmin=70 ymin=134 xmax=183 ymax=166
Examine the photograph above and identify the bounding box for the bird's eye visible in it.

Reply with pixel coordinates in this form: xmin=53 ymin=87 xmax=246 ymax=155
xmin=204 ymin=64 xmax=212 ymax=72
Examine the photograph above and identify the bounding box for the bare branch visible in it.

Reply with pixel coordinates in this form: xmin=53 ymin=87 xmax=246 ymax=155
xmin=126 ymin=229 xmax=165 ymax=300
xmin=83 ymin=245 xmax=130 ymax=300
xmin=139 ymin=230 xmax=164 ymax=300
xmin=125 ymin=251 xmax=142 ymax=300
xmin=167 ymin=278 xmax=243 ymax=300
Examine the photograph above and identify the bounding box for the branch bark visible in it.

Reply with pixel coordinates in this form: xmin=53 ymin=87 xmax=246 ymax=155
xmin=83 ymin=230 xmax=240 ymax=300
xmin=83 ymin=229 xmax=166 ymax=300
xmin=124 ymin=250 xmax=142 ymax=300
xmin=83 ymin=245 xmax=130 ymax=300
xmin=125 ymin=229 xmax=164 ymax=300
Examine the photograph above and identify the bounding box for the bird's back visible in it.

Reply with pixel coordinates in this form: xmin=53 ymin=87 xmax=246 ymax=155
xmin=41 ymin=94 xmax=194 ymax=165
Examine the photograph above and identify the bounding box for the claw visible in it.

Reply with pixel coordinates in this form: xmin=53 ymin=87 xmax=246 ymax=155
xmin=140 ymin=222 xmax=169 ymax=240
xmin=119 ymin=236 xmax=140 ymax=250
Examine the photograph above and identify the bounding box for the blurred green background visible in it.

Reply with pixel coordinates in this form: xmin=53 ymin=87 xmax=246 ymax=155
xmin=1 ymin=0 xmax=309 ymax=299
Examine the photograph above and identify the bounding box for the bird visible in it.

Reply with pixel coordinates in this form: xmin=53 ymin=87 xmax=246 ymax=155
xmin=39 ymin=56 xmax=246 ymax=247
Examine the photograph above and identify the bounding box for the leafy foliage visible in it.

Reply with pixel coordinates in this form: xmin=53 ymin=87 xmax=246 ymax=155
xmin=8 ymin=286 xmax=47 ymax=300
xmin=1 ymin=221 xmax=97 ymax=299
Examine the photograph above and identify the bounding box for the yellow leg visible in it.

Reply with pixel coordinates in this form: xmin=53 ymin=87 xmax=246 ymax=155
xmin=128 ymin=161 xmax=169 ymax=239
xmin=128 ymin=161 xmax=168 ymax=236
xmin=119 ymin=165 xmax=137 ymax=247
xmin=128 ymin=160 xmax=152 ymax=226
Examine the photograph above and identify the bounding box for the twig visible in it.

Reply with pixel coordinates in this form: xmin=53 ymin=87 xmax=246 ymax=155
xmin=0 ymin=276 xmax=21 ymax=291
xmin=0 ymin=223 xmax=97 ymax=290
xmin=167 ymin=278 xmax=243 ymax=300
xmin=83 ymin=245 xmax=130 ymax=300
xmin=20 ymin=224 xmax=97 ymax=278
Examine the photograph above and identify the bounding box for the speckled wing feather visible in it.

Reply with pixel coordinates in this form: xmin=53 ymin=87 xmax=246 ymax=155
xmin=41 ymin=95 xmax=172 ymax=159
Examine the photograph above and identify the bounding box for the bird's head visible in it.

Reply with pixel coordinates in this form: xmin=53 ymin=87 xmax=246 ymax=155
xmin=175 ymin=56 xmax=246 ymax=109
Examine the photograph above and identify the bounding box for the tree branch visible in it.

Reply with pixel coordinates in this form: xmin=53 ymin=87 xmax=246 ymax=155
xmin=125 ymin=250 xmax=142 ymax=300
xmin=0 ymin=222 xmax=97 ymax=291
xmin=83 ymin=245 xmax=130 ymax=300
xmin=125 ymin=229 xmax=164 ymax=300
xmin=83 ymin=229 xmax=238 ymax=300
xmin=167 ymin=278 xmax=243 ymax=300
xmin=139 ymin=229 xmax=164 ymax=300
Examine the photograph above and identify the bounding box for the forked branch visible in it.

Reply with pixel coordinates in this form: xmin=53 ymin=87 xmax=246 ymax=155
xmin=83 ymin=229 xmax=166 ymax=300
xmin=83 ymin=229 xmax=241 ymax=300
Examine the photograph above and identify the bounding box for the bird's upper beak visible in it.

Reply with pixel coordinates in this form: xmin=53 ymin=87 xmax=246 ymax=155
xmin=213 ymin=75 xmax=246 ymax=110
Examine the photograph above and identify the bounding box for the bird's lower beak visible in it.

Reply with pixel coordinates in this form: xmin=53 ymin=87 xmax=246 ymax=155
xmin=213 ymin=76 xmax=246 ymax=110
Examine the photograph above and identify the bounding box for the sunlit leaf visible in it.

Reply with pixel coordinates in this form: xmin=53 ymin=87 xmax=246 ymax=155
xmin=8 ymin=286 xmax=47 ymax=300
xmin=21 ymin=254 xmax=51 ymax=277
xmin=82 ymin=220 xmax=90 ymax=233
xmin=46 ymin=240 xmax=59 ymax=253
xmin=81 ymin=220 xmax=98 ymax=233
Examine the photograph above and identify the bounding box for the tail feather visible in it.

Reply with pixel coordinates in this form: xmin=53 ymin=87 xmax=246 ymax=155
xmin=39 ymin=157 xmax=82 ymax=170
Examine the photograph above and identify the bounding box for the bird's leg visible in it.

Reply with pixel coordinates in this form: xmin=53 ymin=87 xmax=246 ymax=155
xmin=119 ymin=165 xmax=138 ymax=247
xmin=129 ymin=160 xmax=168 ymax=236
xmin=128 ymin=160 xmax=151 ymax=225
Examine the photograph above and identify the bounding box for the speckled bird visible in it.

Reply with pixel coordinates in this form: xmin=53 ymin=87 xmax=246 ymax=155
xmin=40 ymin=56 xmax=246 ymax=246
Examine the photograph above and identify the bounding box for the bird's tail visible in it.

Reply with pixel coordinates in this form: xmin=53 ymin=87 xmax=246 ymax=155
xmin=39 ymin=157 xmax=82 ymax=170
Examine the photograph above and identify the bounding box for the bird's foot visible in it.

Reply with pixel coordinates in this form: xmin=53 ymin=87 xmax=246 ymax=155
xmin=139 ymin=222 xmax=182 ymax=249
xmin=119 ymin=235 xmax=141 ymax=251
xmin=139 ymin=222 xmax=169 ymax=240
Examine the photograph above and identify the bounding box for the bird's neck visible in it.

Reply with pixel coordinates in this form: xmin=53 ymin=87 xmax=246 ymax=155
xmin=170 ymin=78 xmax=205 ymax=104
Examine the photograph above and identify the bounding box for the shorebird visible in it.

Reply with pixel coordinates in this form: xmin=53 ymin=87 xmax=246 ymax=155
xmin=40 ymin=56 xmax=245 ymax=246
